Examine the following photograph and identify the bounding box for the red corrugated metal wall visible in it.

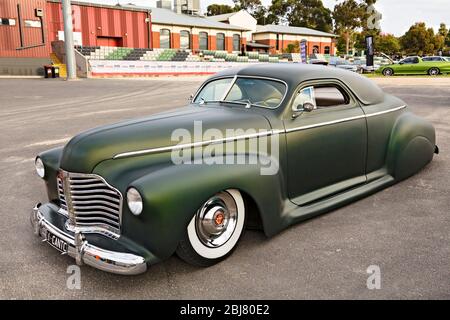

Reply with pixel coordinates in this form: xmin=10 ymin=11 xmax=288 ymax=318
xmin=0 ymin=0 xmax=51 ymax=58
xmin=46 ymin=1 xmax=150 ymax=49
xmin=0 ymin=0 xmax=151 ymax=58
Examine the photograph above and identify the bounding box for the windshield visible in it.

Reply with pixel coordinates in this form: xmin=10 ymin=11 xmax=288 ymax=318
xmin=194 ymin=77 xmax=287 ymax=109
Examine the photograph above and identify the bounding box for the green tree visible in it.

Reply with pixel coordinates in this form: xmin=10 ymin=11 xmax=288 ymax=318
xmin=375 ymin=34 xmax=401 ymax=55
xmin=400 ymin=22 xmax=443 ymax=55
xmin=438 ymin=23 xmax=450 ymax=50
xmin=206 ymin=4 xmax=235 ymax=16
xmin=252 ymin=6 xmax=268 ymax=25
xmin=333 ymin=0 xmax=365 ymax=54
xmin=264 ymin=0 xmax=289 ymax=25
xmin=333 ymin=0 xmax=379 ymax=55
xmin=438 ymin=23 xmax=448 ymax=38
xmin=233 ymin=0 xmax=262 ymax=12
xmin=286 ymin=0 xmax=333 ymax=33
xmin=260 ymin=0 xmax=332 ymax=31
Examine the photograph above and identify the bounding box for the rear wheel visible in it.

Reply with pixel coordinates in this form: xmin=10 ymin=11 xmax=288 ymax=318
xmin=428 ymin=67 xmax=440 ymax=76
xmin=176 ymin=189 xmax=246 ymax=267
xmin=382 ymin=68 xmax=394 ymax=76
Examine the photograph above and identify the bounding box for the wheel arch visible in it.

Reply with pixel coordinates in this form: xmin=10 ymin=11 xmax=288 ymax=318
xmin=125 ymin=158 xmax=287 ymax=260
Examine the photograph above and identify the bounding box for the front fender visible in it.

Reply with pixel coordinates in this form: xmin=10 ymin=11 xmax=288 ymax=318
xmin=386 ymin=111 xmax=436 ymax=180
xmin=120 ymin=157 xmax=287 ymax=260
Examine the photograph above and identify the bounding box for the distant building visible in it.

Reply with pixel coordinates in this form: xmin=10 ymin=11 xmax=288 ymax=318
xmin=149 ymin=7 xmax=249 ymax=52
xmin=208 ymin=10 xmax=337 ymax=55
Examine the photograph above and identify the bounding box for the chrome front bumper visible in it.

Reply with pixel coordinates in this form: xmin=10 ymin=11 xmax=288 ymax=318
xmin=31 ymin=203 xmax=147 ymax=275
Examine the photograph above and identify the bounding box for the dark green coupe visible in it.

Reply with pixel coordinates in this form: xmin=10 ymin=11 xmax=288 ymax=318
xmin=32 ymin=64 xmax=438 ymax=275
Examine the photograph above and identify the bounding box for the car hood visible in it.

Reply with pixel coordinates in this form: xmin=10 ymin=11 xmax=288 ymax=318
xmin=60 ymin=105 xmax=272 ymax=173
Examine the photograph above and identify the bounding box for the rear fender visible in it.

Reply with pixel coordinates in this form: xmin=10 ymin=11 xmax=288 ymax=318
xmin=386 ymin=112 xmax=436 ymax=181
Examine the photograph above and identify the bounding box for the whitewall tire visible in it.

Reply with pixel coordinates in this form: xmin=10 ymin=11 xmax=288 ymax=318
xmin=176 ymin=189 xmax=246 ymax=266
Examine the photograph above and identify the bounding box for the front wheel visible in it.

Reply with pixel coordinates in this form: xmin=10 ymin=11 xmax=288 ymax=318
xmin=382 ymin=68 xmax=394 ymax=76
xmin=176 ymin=189 xmax=246 ymax=267
xmin=428 ymin=67 xmax=440 ymax=76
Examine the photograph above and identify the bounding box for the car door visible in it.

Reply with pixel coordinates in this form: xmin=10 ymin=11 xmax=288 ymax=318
xmin=395 ymin=57 xmax=416 ymax=74
xmin=283 ymin=81 xmax=367 ymax=206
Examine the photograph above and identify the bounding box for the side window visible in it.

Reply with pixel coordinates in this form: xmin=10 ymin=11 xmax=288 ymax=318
xmin=402 ymin=57 xmax=414 ymax=64
xmin=412 ymin=57 xmax=419 ymax=63
xmin=293 ymin=87 xmax=316 ymax=111
xmin=314 ymin=86 xmax=349 ymax=108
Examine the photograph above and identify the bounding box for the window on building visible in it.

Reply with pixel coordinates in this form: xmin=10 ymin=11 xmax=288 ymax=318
xmin=160 ymin=29 xmax=171 ymax=49
xmin=0 ymin=18 xmax=16 ymax=26
xmin=233 ymin=34 xmax=240 ymax=52
xmin=180 ymin=30 xmax=190 ymax=49
xmin=324 ymin=46 xmax=330 ymax=55
xmin=276 ymin=34 xmax=279 ymax=50
xmin=199 ymin=32 xmax=208 ymax=50
xmin=25 ymin=20 xmax=42 ymax=28
xmin=216 ymin=33 xmax=225 ymax=51
xmin=313 ymin=45 xmax=319 ymax=54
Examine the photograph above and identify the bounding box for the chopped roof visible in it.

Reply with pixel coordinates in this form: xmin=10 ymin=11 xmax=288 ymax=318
xmin=254 ymin=25 xmax=336 ymax=38
xmin=211 ymin=64 xmax=385 ymax=106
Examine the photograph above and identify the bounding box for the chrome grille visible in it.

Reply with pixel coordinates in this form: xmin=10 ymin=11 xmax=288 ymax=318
xmin=57 ymin=171 xmax=122 ymax=236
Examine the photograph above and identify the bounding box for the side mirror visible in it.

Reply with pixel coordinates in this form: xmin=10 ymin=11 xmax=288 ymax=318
xmin=188 ymin=93 xmax=194 ymax=102
xmin=292 ymin=102 xmax=315 ymax=119
xmin=399 ymin=61 xmax=404 ymax=65
xmin=303 ymin=102 xmax=315 ymax=112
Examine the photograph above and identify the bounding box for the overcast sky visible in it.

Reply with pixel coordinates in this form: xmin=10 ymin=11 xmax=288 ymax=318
xmin=76 ymin=0 xmax=449 ymax=36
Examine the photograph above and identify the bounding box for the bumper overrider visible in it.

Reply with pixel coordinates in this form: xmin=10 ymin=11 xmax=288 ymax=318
xmin=31 ymin=203 xmax=147 ymax=275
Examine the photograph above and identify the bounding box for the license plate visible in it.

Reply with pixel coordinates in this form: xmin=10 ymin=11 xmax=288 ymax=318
xmin=46 ymin=231 xmax=68 ymax=253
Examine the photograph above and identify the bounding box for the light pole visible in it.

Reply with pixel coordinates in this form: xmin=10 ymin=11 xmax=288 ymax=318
xmin=61 ymin=0 xmax=77 ymax=80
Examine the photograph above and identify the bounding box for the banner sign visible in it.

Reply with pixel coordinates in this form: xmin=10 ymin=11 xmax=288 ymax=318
xmin=300 ymin=40 xmax=308 ymax=64
xmin=365 ymin=36 xmax=374 ymax=67
xmin=89 ymin=60 xmax=247 ymax=76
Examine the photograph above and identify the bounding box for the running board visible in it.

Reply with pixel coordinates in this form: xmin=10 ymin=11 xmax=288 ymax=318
xmin=283 ymin=175 xmax=395 ymax=227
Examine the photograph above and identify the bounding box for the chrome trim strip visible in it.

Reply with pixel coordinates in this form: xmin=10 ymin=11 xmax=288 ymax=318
xmin=285 ymin=114 xmax=366 ymax=133
xmin=112 ymin=106 xmax=406 ymax=159
xmin=365 ymin=105 xmax=407 ymax=118
xmin=114 ymin=129 xmax=280 ymax=159
xmin=286 ymin=105 xmax=407 ymax=133
xmin=31 ymin=204 xmax=147 ymax=275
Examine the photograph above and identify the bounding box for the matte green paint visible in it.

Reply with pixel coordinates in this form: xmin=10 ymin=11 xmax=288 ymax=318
xmin=378 ymin=56 xmax=450 ymax=76
xmin=37 ymin=64 xmax=437 ymax=264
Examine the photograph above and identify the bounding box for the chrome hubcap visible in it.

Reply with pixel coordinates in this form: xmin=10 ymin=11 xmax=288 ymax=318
xmin=195 ymin=192 xmax=238 ymax=248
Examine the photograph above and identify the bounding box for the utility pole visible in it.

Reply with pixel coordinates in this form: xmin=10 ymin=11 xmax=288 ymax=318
xmin=61 ymin=0 xmax=77 ymax=80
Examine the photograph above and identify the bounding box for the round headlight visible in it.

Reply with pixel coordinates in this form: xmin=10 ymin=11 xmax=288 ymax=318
xmin=35 ymin=157 xmax=45 ymax=178
xmin=127 ymin=188 xmax=143 ymax=216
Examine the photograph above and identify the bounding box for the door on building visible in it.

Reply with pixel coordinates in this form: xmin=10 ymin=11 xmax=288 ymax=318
xmin=96 ymin=36 xmax=123 ymax=47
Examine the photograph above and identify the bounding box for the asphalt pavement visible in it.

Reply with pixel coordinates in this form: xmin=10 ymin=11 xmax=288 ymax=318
xmin=0 ymin=76 xmax=449 ymax=299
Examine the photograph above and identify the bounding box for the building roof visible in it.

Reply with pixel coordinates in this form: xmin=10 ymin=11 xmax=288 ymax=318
xmin=207 ymin=12 xmax=236 ymax=22
xmin=246 ymin=42 xmax=272 ymax=48
xmin=254 ymin=25 xmax=337 ymax=38
xmin=121 ymin=6 xmax=249 ymax=31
